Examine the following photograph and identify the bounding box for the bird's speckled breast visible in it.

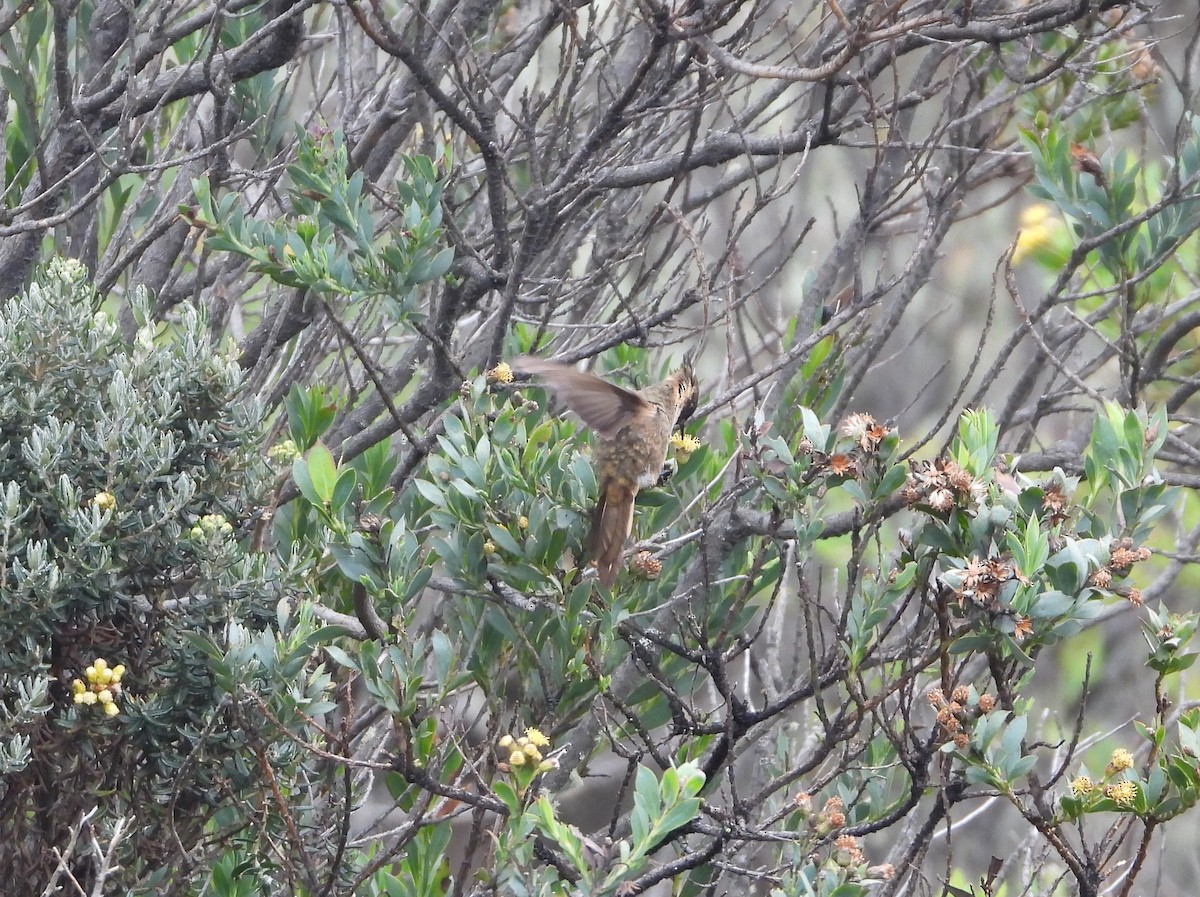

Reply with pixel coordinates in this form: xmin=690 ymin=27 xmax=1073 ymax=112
xmin=592 ymin=403 xmax=674 ymax=492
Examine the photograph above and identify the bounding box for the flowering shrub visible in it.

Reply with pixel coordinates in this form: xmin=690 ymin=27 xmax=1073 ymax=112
xmin=0 ymin=260 xmax=280 ymax=888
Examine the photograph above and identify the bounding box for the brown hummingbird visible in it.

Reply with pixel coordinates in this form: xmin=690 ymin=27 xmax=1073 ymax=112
xmin=514 ymin=356 xmax=699 ymax=587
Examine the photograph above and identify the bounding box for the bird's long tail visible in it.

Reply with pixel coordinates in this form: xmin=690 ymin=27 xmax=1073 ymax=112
xmin=589 ymin=484 xmax=636 ymax=587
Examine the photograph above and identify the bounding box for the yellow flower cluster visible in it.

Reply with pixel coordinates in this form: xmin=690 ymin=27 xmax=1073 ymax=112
xmin=1106 ymin=748 xmax=1134 ymax=775
xmin=91 ymin=491 xmax=116 ymax=512
xmin=497 ymin=727 xmax=555 ymax=773
xmin=1068 ymin=748 xmax=1140 ymax=811
xmin=1070 ymin=775 xmax=1095 ymax=797
xmin=190 ymin=513 xmax=233 ymax=541
xmin=1105 ymin=781 xmax=1138 ymax=806
xmin=671 ymin=432 xmax=703 ymax=462
xmin=72 ymin=658 xmax=126 ymax=718
xmin=487 ymin=362 xmax=515 ymax=384
xmin=268 ymin=438 xmax=302 ymax=464
xmin=1012 ymin=203 xmax=1064 ymax=265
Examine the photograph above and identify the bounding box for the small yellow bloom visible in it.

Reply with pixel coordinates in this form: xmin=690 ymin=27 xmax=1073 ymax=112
xmin=498 ymin=734 xmax=514 ymax=749
xmin=525 ymin=727 xmax=550 ymax=748
xmin=1015 ymin=228 xmax=1051 ymax=259
xmin=487 ymin=362 xmax=514 ymax=384
xmin=1019 ymin=203 xmax=1054 ymax=229
xmin=1107 ymin=748 xmax=1134 ymax=775
xmin=197 ymin=513 xmax=231 ymax=535
xmin=517 ymin=516 xmax=529 ymax=529
xmin=268 ymin=439 xmax=302 ymax=464
xmin=74 ymin=658 xmax=130 ymax=713
xmin=671 ymin=432 xmax=703 ymax=462
xmin=1012 ymin=204 xmax=1063 ymax=265
xmin=1070 ymin=776 xmax=1095 ymax=797
xmin=483 ymin=541 xmax=497 ymax=556
xmin=522 ymin=743 xmax=542 ymax=762
xmin=1105 ymin=781 xmax=1138 ymax=806
xmin=509 ymin=750 xmax=526 ymax=767
xmin=91 ymin=491 xmax=116 ymax=512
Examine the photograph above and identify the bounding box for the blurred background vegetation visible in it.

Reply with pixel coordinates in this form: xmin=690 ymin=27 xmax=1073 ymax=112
xmin=2 ymin=0 xmax=1200 ymax=894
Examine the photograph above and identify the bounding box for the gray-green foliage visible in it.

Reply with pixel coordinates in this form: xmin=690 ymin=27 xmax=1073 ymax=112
xmin=287 ymin=382 xmax=1189 ymax=897
xmin=1023 ymin=120 xmax=1200 ymax=276
xmin=190 ymin=130 xmax=454 ymax=316
xmin=0 ymin=258 xmax=279 ymax=890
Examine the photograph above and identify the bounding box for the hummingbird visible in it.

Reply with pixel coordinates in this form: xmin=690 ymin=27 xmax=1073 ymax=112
xmin=514 ymin=356 xmax=699 ymax=587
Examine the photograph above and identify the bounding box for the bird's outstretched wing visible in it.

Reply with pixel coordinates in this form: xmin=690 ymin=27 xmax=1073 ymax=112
xmin=513 ymin=357 xmax=649 ymax=440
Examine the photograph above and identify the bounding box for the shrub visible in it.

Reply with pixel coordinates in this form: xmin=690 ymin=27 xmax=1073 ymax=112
xmin=0 ymin=259 xmax=280 ymax=892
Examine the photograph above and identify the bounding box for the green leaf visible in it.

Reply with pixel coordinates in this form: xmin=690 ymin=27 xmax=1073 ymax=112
xmin=1000 ymin=714 xmax=1027 ymax=759
xmin=332 ymin=467 xmax=358 ymax=512
xmin=293 ymin=456 xmax=319 ymax=506
xmin=1007 ymin=754 xmax=1037 ymax=780
xmin=799 ymin=406 xmax=829 ymax=449
xmin=403 ymin=566 xmax=433 ymax=602
xmin=874 ymin=463 xmax=908 ymax=499
xmin=323 ymin=645 xmax=359 ymax=671
xmin=413 ymin=479 xmax=447 ymax=508
xmin=657 ymin=796 xmax=701 ymax=838
xmin=305 ymin=443 xmax=338 ymax=503
xmin=430 ymin=629 xmax=454 ymax=688
xmin=493 ymin=780 xmax=522 ymax=815
xmin=425 ymin=247 xmax=454 ymax=280
xmin=487 ymin=523 xmax=523 ymax=556
xmin=964 ymin=765 xmax=1001 ymax=788
xmin=1029 ymin=590 xmax=1075 ymax=619
xmin=330 ymin=543 xmax=379 ymax=586
xmin=286 ymin=384 xmax=338 ymax=448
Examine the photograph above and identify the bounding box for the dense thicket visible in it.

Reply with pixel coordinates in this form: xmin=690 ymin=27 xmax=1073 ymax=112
xmin=3 ymin=1 xmax=1200 ymax=895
